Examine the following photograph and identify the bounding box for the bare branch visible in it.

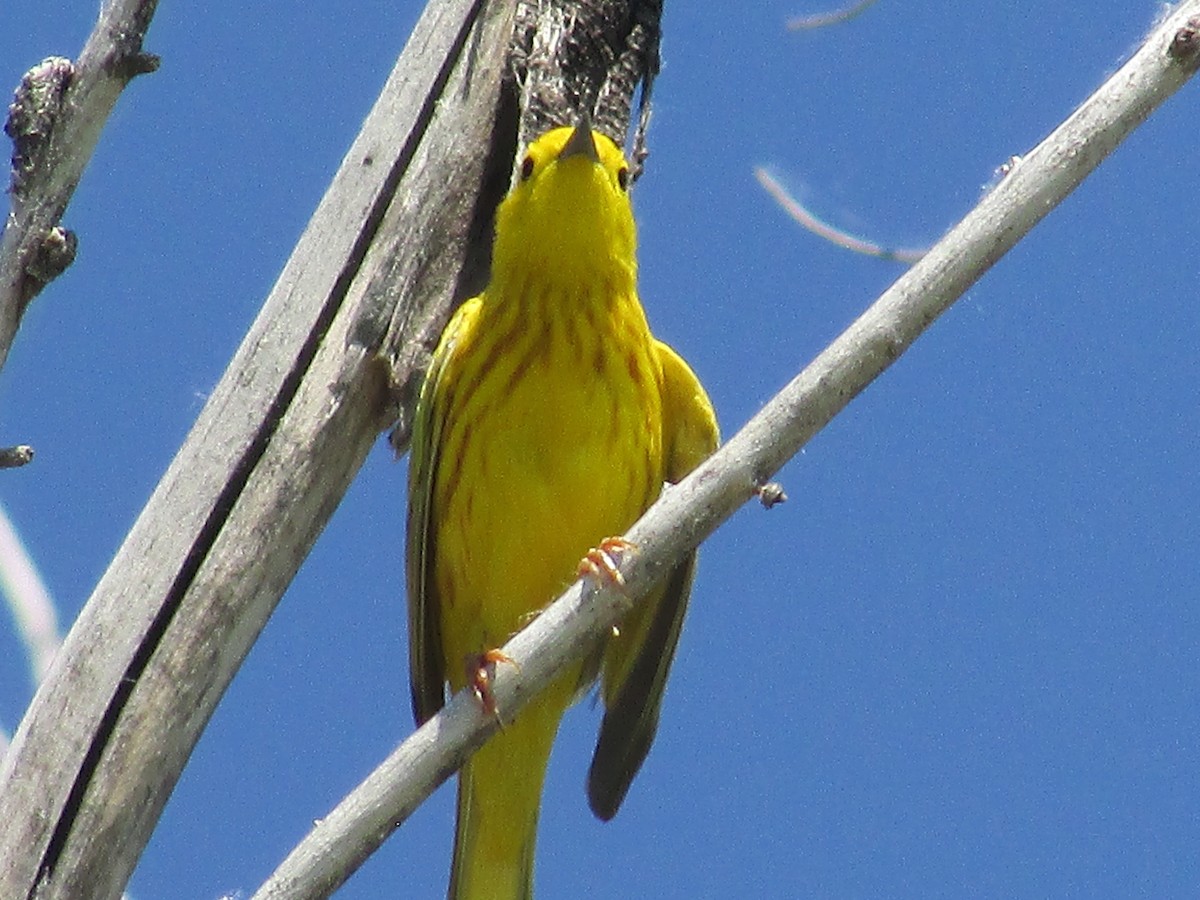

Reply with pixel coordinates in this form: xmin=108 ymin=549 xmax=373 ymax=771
xmin=0 ymin=1 xmax=160 ymax=374
xmin=0 ymin=499 xmax=60 ymax=758
xmin=0 ymin=498 xmax=60 ymax=763
xmin=0 ymin=0 xmax=509 ymax=893
xmin=0 ymin=1 xmax=663 ymax=898
xmin=787 ymin=0 xmax=879 ymax=31
xmin=0 ymin=501 xmax=62 ymax=690
xmin=511 ymin=0 xmax=662 ymax=151
xmin=0 ymin=446 xmax=34 ymax=469
xmin=251 ymin=4 xmax=1200 ymax=896
xmin=755 ymin=167 xmax=927 ymax=263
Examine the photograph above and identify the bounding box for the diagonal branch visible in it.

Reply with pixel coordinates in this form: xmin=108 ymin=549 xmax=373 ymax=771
xmin=0 ymin=0 xmax=160 ymax=374
xmin=0 ymin=0 xmax=508 ymax=896
xmin=0 ymin=2 xmax=662 ymax=899
xmin=252 ymin=5 xmax=1200 ymax=897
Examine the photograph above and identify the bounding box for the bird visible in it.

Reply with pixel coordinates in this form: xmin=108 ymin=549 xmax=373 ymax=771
xmin=406 ymin=119 xmax=718 ymax=900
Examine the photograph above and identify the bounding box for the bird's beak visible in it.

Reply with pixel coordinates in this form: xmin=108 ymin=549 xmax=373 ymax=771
xmin=558 ymin=117 xmax=599 ymax=163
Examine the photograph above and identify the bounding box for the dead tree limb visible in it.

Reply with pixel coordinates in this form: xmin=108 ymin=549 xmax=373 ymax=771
xmin=0 ymin=1 xmax=160 ymax=374
xmin=0 ymin=0 xmax=506 ymax=896
xmin=0 ymin=0 xmax=665 ymax=897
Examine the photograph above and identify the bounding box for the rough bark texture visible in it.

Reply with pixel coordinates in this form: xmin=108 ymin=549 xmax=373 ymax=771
xmin=0 ymin=2 xmax=663 ymax=899
xmin=0 ymin=1 xmax=160 ymax=373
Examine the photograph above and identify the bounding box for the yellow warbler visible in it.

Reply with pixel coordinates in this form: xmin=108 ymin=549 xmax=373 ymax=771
xmin=406 ymin=121 xmax=718 ymax=900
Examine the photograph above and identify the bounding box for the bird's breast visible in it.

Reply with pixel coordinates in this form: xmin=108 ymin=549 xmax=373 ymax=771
xmin=433 ymin=289 xmax=664 ymax=655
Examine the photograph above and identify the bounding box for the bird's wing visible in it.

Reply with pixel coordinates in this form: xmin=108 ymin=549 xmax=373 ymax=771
xmin=587 ymin=339 xmax=719 ymax=820
xmin=407 ymin=297 xmax=482 ymax=726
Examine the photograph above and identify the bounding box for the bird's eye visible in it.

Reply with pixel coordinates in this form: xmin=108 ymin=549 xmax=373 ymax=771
xmin=520 ymin=155 xmax=535 ymax=181
xmin=616 ymin=166 xmax=630 ymax=191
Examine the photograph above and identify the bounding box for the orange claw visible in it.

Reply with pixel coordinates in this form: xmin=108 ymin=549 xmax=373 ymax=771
xmin=577 ymin=536 xmax=638 ymax=590
xmin=467 ymin=649 xmax=519 ymax=721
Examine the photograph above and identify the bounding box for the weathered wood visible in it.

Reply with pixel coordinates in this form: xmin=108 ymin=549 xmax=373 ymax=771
xmin=511 ymin=0 xmax=661 ymax=171
xmin=0 ymin=0 xmax=513 ymax=897
xmin=0 ymin=1 xmax=160 ymax=373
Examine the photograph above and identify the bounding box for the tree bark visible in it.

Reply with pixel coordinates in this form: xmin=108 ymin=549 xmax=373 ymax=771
xmin=0 ymin=0 xmax=667 ymax=897
xmin=0 ymin=1 xmax=160 ymax=374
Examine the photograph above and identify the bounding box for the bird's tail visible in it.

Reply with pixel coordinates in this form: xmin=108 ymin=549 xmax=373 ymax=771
xmin=448 ymin=756 xmax=538 ymax=900
xmin=446 ymin=682 xmax=571 ymax=900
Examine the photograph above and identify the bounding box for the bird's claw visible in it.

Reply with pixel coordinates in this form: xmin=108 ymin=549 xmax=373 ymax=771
xmin=577 ymin=536 xmax=638 ymax=590
xmin=467 ymin=648 xmax=519 ymax=723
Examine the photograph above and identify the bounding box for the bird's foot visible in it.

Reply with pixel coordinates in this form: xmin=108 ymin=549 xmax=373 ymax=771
xmin=467 ymin=649 xmax=519 ymax=723
xmin=577 ymin=536 xmax=638 ymax=590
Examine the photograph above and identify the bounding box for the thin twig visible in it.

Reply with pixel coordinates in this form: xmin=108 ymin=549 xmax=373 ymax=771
xmin=0 ymin=501 xmax=62 ymax=688
xmin=787 ymin=0 xmax=879 ymax=31
xmin=755 ymin=167 xmax=926 ymax=263
xmin=252 ymin=5 xmax=1200 ymax=898
xmin=0 ymin=1 xmax=160 ymax=374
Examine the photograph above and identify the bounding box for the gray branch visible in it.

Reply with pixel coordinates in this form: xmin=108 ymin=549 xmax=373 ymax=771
xmin=0 ymin=1 xmax=662 ymax=898
xmin=251 ymin=4 xmax=1200 ymax=897
xmin=0 ymin=1 xmax=160 ymax=374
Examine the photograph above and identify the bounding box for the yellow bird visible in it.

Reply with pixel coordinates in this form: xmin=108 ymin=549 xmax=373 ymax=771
xmin=406 ymin=121 xmax=719 ymax=900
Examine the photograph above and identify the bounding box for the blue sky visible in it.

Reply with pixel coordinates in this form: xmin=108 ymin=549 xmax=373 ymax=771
xmin=3 ymin=1 xmax=1200 ymax=897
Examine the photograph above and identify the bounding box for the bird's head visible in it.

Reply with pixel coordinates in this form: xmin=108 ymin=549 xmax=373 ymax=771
xmin=492 ymin=122 xmax=637 ymax=287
